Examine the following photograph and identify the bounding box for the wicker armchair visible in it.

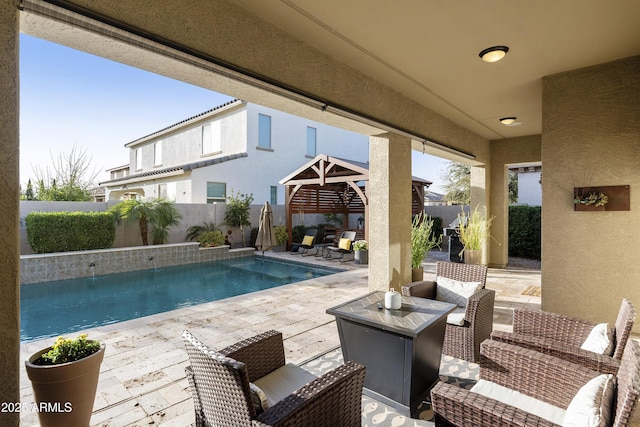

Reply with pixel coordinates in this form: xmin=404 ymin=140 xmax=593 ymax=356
xmin=491 ymin=298 xmax=636 ymax=374
xmin=401 ymin=261 xmax=493 ymax=362
xmin=431 ymin=338 xmax=640 ymax=426
xmin=182 ymin=330 xmax=365 ymax=427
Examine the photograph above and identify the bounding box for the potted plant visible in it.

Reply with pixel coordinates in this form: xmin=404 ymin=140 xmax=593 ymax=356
xmin=411 ymin=212 xmax=442 ymax=281
xmin=457 ymin=206 xmax=495 ymax=265
xmin=25 ymin=334 xmax=105 ymax=427
xmin=274 ymin=225 xmax=288 ymax=251
xmin=198 ymin=230 xmax=225 ymax=247
xmin=353 ymin=239 xmax=368 ymax=264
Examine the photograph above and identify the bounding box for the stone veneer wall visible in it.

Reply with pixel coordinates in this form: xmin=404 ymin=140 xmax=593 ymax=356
xmin=20 ymin=243 xmax=254 ymax=285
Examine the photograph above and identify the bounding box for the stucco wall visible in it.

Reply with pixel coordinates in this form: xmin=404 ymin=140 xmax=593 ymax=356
xmin=542 ymin=56 xmax=640 ymax=330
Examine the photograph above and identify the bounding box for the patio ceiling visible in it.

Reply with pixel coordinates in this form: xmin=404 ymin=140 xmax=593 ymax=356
xmin=229 ymin=0 xmax=640 ymax=141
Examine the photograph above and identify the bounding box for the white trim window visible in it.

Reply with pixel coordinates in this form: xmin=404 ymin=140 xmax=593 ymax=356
xmin=258 ymin=113 xmax=271 ymax=149
xmin=154 ymin=141 xmax=163 ymax=166
xmin=306 ymin=126 xmax=317 ymax=157
xmin=135 ymin=147 xmax=142 ymax=171
xmin=202 ymin=122 xmax=222 ymax=155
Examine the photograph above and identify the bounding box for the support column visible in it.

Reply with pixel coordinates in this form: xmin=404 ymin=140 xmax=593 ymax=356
xmin=469 ymin=165 xmax=494 ymax=266
xmin=368 ymin=133 xmax=412 ymax=292
xmin=0 ymin=0 xmax=21 ymax=425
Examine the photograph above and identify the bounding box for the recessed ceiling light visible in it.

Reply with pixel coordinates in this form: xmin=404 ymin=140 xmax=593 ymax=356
xmin=499 ymin=117 xmax=517 ymax=125
xmin=479 ymin=46 xmax=509 ymax=63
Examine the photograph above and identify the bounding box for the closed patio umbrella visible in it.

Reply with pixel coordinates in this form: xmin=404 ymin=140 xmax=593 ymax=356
xmin=256 ymin=202 xmax=277 ymax=259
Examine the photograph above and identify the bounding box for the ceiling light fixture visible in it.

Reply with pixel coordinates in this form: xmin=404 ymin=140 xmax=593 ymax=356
xmin=479 ymin=46 xmax=509 ymax=63
xmin=499 ymin=117 xmax=517 ymax=125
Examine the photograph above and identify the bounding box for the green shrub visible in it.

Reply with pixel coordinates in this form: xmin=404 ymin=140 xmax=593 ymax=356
xmin=26 ymin=211 xmax=115 ymax=254
xmin=274 ymin=226 xmax=288 ymax=245
xmin=509 ymin=205 xmax=541 ymax=259
xmin=292 ymin=225 xmax=306 ymax=243
xmin=198 ymin=230 xmax=225 ymax=247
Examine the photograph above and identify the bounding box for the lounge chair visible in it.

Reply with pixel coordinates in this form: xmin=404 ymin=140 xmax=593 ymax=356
xmin=290 ymin=229 xmax=318 ymax=256
xmin=182 ymin=329 xmax=366 ymax=427
xmin=325 ymin=231 xmax=357 ymax=262
xmin=431 ymin=338 xmax=640 ymax=427
xmin=401 ymin=261 xmax=493 ymax=362
xmin=491 ymin=298 xmax=636 ymax=374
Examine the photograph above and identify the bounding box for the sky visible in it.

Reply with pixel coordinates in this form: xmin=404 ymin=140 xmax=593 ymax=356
xmin=19 ymin=34 xmax=449 ymax=193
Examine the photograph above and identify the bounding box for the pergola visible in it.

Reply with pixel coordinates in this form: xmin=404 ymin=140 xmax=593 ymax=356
xmin=279 ymin=154 xmax=431 ymax=244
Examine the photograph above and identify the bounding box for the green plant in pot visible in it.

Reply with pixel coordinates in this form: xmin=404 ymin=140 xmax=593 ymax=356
xmin=274 ymin=225 xmax=288 ymax=251
xmin=353 ymin=239 xmax=368 ymax=265
xmin=25 ymin=334 xmax=105 ymax=427
xmin=457 ymin=206 xmax=495 ymax=265
xmin=411 ymin=212 xmax=442 ymax=281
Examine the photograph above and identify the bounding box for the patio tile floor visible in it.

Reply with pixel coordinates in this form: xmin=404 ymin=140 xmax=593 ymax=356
xmin=17 ymin=250 xmax=632 ymax=426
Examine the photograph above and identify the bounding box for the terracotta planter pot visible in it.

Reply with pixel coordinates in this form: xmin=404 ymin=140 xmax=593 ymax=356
xmin=411 ymin=267 xmax=424 ymax=281
xmin=25 ymin=343 xmax=105 ymax=427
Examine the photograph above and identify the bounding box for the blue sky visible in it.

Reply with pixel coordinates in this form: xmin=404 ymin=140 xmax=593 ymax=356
xmin=19 ymin=34 xmax=448 ymax=192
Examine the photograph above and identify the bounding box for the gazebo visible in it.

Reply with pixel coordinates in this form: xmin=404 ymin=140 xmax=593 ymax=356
xmin=279 ymin=154 xmax=431 ymax=245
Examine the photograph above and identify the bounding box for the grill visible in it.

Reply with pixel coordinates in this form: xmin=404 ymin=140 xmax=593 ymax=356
xmin=443 ymin=217 xmax=464 ymax=263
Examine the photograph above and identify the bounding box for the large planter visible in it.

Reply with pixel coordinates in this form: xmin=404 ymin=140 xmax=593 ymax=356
xmin=25 ymin=343 xmax=105 ymax=427
xmin=411 ymin=267 xmax=424 ymax=281
xmin=464 ymin=249 xmax=483 ymax=265
xmin=354 ymin=249 xmax=368 ymax=265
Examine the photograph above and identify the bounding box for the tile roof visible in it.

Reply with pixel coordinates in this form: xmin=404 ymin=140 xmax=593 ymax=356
xmin=100 ymin=152 xmax=248 ymax=186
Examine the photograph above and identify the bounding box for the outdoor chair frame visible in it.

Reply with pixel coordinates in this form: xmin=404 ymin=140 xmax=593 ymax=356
xmin=431 ymin=338 xmax=640 ymax=427
xmin=401 ymin=261 xmax=493 ymax=362
xmin=182 ymin=329 xmax=365 ymax=427
xmin=324 ymin=231 xmax=357 ymax=262
xmin=491 ymin=298 xmax=636 ymax=375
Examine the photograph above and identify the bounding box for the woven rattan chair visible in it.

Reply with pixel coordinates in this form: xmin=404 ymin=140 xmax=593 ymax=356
xmin=431 ymin=338 xmax=640 ymax=426
xmin=182 ymin=329 xmax=365 ymax=427
xmin=401 ymin=261 xmax=493 ymax=362
xmin=491 ymin=298 xmax=636 ymax=374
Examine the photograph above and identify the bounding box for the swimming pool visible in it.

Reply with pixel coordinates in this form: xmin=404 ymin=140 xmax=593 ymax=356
xmin=20 ymin=257 xmax=341 ymax=342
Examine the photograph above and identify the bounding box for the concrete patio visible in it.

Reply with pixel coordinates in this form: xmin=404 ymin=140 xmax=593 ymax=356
xmin=20 ymin=251 xmax=544 ymax=426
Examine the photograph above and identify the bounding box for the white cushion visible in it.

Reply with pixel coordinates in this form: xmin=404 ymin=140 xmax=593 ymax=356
xmin=580 ymin=323 xmax=614 ymax=356
xmin=436 ymin=276 xmax=482 ymax=308
xmin=471 ymin=379 xmax=566 ymax=425
xmin=253 ymin=363 xmax=317 ymax=407
xmin=564 ymin=374 xmax=615 ymax=427
xmin=249 ymin=382 xmax=269 ymax=414
xmin=446 ymin=307 xmax=467 ymax=326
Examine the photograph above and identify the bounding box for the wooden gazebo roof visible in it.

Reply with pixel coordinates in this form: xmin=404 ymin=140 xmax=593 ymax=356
xmin=279 ymin=154 xmax=431 ymax=242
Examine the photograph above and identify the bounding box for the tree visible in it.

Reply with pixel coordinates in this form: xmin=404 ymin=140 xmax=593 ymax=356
xmin=441 ymin=162 xmax=470 ymax=204
xmin=24 ymin=179 xmax=35 ymax=200
xmin=109 ymin=198 xmax=182 ymax=246
xmin=224 ymin=190 xmax=254 ymax=247
xmin=31 ymin=144 xmax=100 ymax=201
xmin=151 ymin=199 xmax=183 ymax=245
xmin=441 ymin=162 xmax=518 ymax=204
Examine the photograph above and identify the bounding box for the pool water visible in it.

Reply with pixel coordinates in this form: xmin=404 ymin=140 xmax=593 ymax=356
xmin=20 ymin=257 xmax=341 ymax=342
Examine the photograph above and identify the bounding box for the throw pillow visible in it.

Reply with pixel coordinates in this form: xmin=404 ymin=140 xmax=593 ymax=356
xmin=580 ymin=323 xmax=614 ymax=356
xmin=302 ymin=235 xmax=314 ymax=246
xmin=249 ymin=382 xmax=269 ymax=415
xmin=338 ymin=238 xmax=351 ymax=250
xmin=435 ymin=276 xmax=482 ymax=308
xmin=564 ymin=374 xmax=615 ymax=427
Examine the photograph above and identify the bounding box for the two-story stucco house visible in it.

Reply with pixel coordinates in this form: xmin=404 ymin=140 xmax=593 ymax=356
xmin=100 ymin=99 xmax=370 ymax=204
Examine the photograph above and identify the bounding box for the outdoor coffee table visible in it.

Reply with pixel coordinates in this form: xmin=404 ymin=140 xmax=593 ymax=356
xmin=326 ymin=291 xmax=456 ymax=417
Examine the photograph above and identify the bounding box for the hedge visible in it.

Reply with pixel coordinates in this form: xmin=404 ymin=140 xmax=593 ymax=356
xmin=508 ymin=205 xmax=541 ymax=260
xmin=26 ymin=211 xmax=116 ymax=254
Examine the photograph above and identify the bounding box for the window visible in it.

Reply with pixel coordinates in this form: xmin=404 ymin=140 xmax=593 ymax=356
xmin=202 ymin=122 xmax=221 ymax=155
xmin=306 ymin=126 xmax=317 ymax=157
xmin=207 ymin=182 xmax=226 ymax=203
xmin=135 ymin=147 xmax=142 ymax=170
xmin=158 ymin=183 xmax=167 ymax=198
xmin=258 ymin=114 xmax=271 ymax=148
xmin=270 ymin=186 xmax=277 ymax=205
xmin=154 ymin=141 xmax=162 ymax=166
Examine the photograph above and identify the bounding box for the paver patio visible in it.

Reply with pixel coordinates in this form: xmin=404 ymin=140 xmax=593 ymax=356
xmin=20 ymin=251 xmax=545 ymax=426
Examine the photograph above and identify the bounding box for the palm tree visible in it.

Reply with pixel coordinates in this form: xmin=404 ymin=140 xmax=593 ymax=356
xmin=185 ymin=221 xmax=218 ymax=242
xmin=151 ymin=199 xmax=183 ymax=244
xmin=109 ymin=199 xmax=156 ymax=246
